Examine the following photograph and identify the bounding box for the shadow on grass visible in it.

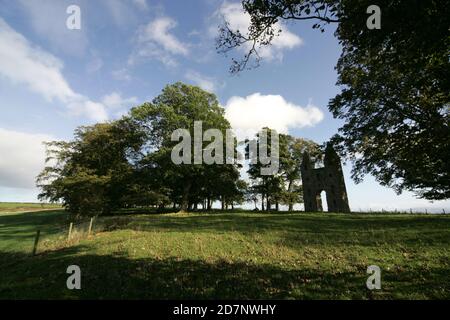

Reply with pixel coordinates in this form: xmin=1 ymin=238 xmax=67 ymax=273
xmin=1 ymin=211 xmax=450 ymax=299
xmin=1 ymin=246 xmax=449 ymax=300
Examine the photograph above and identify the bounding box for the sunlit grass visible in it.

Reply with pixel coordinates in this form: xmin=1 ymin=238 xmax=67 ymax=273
xmin=1 ymin=209 xmax=449 ymax=299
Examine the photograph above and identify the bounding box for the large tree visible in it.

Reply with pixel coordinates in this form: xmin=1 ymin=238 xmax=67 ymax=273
xmin=129 ymin=82 xmax=241 ymax=211
xmin=37 ymin=119 xmax=145 ymax=216
xmin=217 ymin=0 xmax=450 ymax=200
xmin=38 ymin=83 xmax=243 ymax=215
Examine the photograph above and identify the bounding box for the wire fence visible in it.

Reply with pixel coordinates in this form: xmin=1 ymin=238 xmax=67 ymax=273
xmin=30 ymin=214 xmax=140 ymax=256
xmin=32 ymin=216 xmax=108 ymax=256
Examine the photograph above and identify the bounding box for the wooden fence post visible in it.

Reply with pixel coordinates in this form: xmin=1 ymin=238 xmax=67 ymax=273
xmin=88 ymin=217 xmax=94 ymax=236
xmin=68 ymin=222 xmax=73 ymax=241
xmin=32 ymin=230 xmax=40 ymax=256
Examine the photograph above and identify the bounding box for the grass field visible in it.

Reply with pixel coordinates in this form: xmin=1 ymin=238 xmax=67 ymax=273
xmin=0 ymin=204 xmax=449 ymax=299
xmin=0 ymin=202 xmax=61 ymax=213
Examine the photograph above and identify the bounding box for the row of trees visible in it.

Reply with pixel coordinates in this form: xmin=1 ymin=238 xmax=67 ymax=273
xmin=37 ymin=83 xmax=321 ymax=216
xmin=217 ymin=0 xmax=450 ymax=200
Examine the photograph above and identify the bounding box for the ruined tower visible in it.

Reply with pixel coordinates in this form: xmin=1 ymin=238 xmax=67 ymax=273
xmin=300 ymin=143 xmax=351 ymax=213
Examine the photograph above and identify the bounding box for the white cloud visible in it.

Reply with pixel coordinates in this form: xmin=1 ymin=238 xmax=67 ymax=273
xmin=67 ymin=99 xmax=109 ymax=122
xmin=0 ymin=18 xmax=108 ymax=122
xmin=215 ymin=2 xmax=303 ymax=61
xmin=130 ymin=16 xmax=190 ymax=66
xmin=101 ymin=92 xmax=138 ymax=110
xmin=140 ymin=17 xmax=189 ymax=55
xmin=185 ymin=70 xmax=219 ymax=92
xmin=224 ymin=93 xmax=324 ymax=137
xmin=0 ymin=128 xmax=54 ymax=189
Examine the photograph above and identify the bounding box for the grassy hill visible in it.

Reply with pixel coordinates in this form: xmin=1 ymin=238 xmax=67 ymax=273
xmin=0 ymin=202 xmax=61 ymax=213
xmin=0 ymin=206 xmax=449 ymax=299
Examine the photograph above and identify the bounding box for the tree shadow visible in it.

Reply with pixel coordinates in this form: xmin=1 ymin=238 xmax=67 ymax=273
xmin=1 ymin=246 xmax=449 ymax=299
xmin=0 ymin=246 xmax=450 ymax=299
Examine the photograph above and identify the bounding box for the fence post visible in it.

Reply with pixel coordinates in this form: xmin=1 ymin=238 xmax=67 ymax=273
xmin=68 ymin=222 xmax=73 ymax=241
xmin=88 ymin=217 xmax=94 ymax=236
xmin=32 ymin=230 xmax=40 ymax=256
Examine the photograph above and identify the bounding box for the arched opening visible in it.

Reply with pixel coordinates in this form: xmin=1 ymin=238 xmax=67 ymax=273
xmin=320 ymin=190 xmax=328 ymax=212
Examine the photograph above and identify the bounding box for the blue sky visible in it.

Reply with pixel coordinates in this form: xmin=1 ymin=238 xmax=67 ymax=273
xmin=0 ymin=0 xmax=448 ymax=212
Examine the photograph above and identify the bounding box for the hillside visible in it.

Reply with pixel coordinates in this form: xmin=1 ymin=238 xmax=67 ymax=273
xmin=1 ymin=208 xmax=449 ymax=299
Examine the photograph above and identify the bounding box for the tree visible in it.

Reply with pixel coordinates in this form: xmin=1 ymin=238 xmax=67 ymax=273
xmin=217 ymin=0 xmax=450 ymax=200
xmin=129 ymin=82 xmax=241 ymax=211
xmin=279 ymin=135 xmax=321 ymax=211
xmin=38 ymin=83 xmax=243 ymax=215
xmin=247 ymin=128 xmax=321 ymax=211
xmin=37 ymin=119 xmax=145 ymax=216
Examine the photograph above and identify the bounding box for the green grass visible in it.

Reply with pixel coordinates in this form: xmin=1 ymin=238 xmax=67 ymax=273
xmin=0 ymin=209 xmax=449 ymax=299
xmin=0 ymin=202 xmax=62 ymax=213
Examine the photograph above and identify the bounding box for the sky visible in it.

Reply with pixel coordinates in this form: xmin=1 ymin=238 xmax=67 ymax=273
xmin=0 ymin=0 xmax=448 ymax=212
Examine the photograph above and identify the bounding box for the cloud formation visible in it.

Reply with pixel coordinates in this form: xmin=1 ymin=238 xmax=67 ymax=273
xmin=184 ymin=70 xmax=219 ymax=92
xmin=224 ymin=93 xmax=324 ymax=136
xmin=0 ymin=128 xmax=54 ymax=189
xmin=102 ymin=92 xmax=138 ymax=110
xmin=0 ymin=18 xmax=108 ymax=121
xmin=130 ymin=16 xmax=190 ymax=67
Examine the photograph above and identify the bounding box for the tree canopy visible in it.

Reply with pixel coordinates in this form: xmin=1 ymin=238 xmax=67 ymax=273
xmin=37 ymin=83 xmax=327 ymax=215
xmin=217 ymin=0 xmax=450 ymax=199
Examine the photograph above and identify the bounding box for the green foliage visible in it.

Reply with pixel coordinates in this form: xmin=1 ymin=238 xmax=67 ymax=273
xmin=129 ymin=82 xmax=242 ymax=211
xmin=37 ymin=119 xmax=146 ymax=216
xmin=37 ymin=83 xmax=244 ymax=215
xmin=217 ymin=0 xmax=450 ymax=200
xmin=330 ymin=0 xmax=450 ymax=200
xmin=247 ymin=128 xmax=321 ymax=211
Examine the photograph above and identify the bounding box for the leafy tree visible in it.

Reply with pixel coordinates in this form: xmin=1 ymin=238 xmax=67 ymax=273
xmin=279 ymin=135 xmax=321 ymax=211
xmin=217 ymin=0 xmax=450 ymax=199
xmin=130 ymin=82 xmax=241 ymax=211
xmin=37 ymin=119 xmax=145 ymax=216
xmin=247 ymin=128 xmax=320 ymax=211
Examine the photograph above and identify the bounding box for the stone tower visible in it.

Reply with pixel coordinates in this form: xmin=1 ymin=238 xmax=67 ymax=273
xmin=300 ymin=143 xmax=351 ymax=213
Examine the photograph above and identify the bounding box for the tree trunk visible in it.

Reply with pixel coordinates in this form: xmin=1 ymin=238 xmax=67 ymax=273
xmin=261 ymin=194 xmax=265 ymax=211
xmin=180 ymin=181 xmax=191 ymax=212
xmin=287 ymin=180 xmax=294 ymax=212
